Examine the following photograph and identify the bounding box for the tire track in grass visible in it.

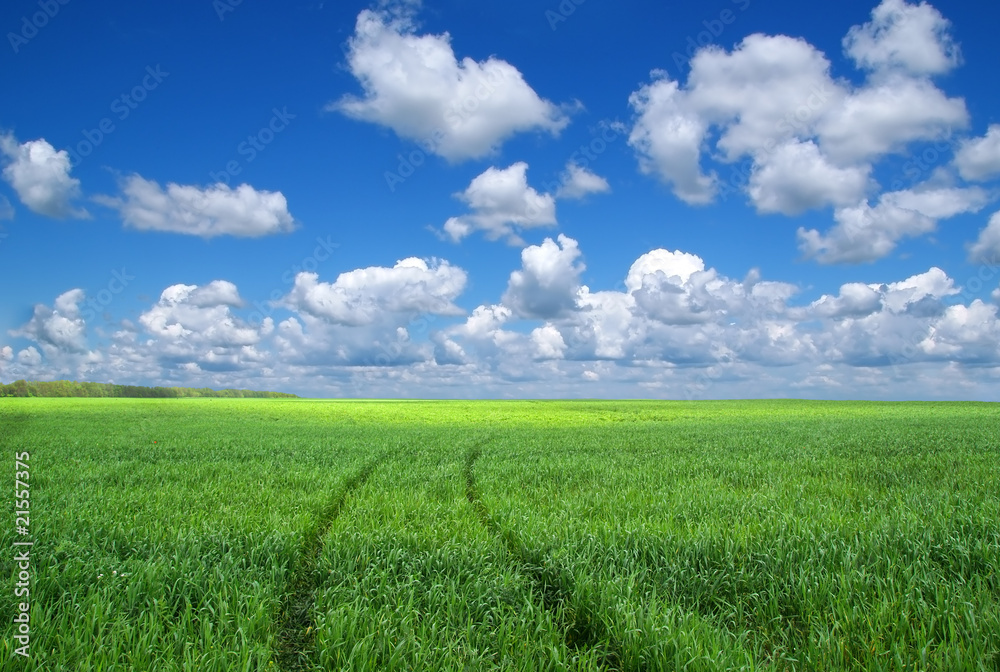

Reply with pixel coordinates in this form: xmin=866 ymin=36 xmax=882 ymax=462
xmin=275 ymin=455 xmax=384 ymax=671
xmin=463 ymin=441 xmax=626 ymax=670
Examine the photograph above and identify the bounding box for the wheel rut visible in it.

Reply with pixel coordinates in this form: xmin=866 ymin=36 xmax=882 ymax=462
xmin=464 ymin=441 xmax=627 ymax=670
xmin=275 ymin=455 xmax=383 ymax=671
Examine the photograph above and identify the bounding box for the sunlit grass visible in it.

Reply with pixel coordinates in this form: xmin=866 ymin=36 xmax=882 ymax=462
xmin=0 ymin=399 xmax=997 ymax=670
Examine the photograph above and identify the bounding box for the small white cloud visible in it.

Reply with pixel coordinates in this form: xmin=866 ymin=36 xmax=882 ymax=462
xmin=0 ymin=135 xmax=88 ymax=219
xmin=531 ymin=324 xmax=566 ymax=360
xmin=503 ymin=235 xmax=584 ymax=319
xmin=954 ymin=125 xmax=1000 ymax=182
xmin=555 ymin=162 xmax=610 ymax=200
xmin=443 ymin=162 xmax=556 ymax=243
xmin=332 ymin=5 xmax=568 ymax=161
xmin=843 ymin=0 xmax=960 ymax=75
xmin=803 ymin=283 xmax=883 ymax=319
xmin=969 ymin=211 xmax=1000 ymax=265
xmin=281 ymin=257 xmax=467 ymax=325
xmin=0 ymin=346 xmax=11 ymax=362
xmin=96 ymin=175 xmax=296 ymax=238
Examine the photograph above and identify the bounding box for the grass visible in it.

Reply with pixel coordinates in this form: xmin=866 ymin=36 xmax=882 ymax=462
xmin=0 ymin=398 xmax=997 ymax=670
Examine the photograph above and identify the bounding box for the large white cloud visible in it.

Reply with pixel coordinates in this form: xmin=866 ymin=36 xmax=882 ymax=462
xmin=442 ymin=162 xmax=556 ymax=244
xmin=798 ymin=186 xmax=989 ymax=264
xmin=96 ymin=175 xmax=295 ymax=238
xmin=331 ymin=5 xmax=568 ymax=161
xmin=954 ymin=125 xmax=1000 ymax=182
xmin=0 ymin=135 xmax=88 ymax=219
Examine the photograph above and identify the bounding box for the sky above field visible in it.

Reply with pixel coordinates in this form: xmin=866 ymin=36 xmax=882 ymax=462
xmin=1 ymin=0 xmax=1000 ymax=399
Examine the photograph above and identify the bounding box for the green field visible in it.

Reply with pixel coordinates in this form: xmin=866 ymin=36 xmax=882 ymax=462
xmin=1 ymin=399 xmax=998 ymax=671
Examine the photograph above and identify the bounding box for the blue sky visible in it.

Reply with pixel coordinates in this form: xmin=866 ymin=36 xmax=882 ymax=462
xmin=1 ymin=0 xmax=999 ymax=398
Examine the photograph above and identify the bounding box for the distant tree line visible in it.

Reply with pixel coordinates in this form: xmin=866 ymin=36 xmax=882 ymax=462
xmin=0 ymin=379 xmax=298 ymax=399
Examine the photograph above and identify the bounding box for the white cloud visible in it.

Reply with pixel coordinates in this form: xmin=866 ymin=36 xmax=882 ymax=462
xmin=11 ymin=289 xmax=89 ymax=355
xmin=626 ymin=4 xmax=970 ymax=242
xmin=0 ymin=346 xmax=11 ymax=362
xmin=531 ymin=324 xmax=566 ymax=360
xmin=0 ymin=135 xmax=88 ymax=219
xmin=798 ymin=186 xmax=989 ymax=263
xmin=954 ymin=125 xmax=1000 ymax=182
xmin=843 ymin=0 xmax=960 ymax=76
xmin=17 ymin=347 xmax=41 ymax=367
xmin=628 ymin=75 xmax=715 ymax=205
xmin=969 ymin=211 xmax=1000 ymax=264
xmin=816 ymin=74 xmax=967 ymax=163
xmin=281 ymin=257 xmax=467 ymax=326
xmin=502 ymin=235 xmax=584 ymax=319
xmin=685 ymin=34 xmax=840 ymax=160
xmin=442 ymin=162 xmax=556 ymax=244
xmin=96 ymin=175 xmax=295 ymax=238
xmin=555 ymin=162 xmax=610 ymax=200
xmin=800 ymin=283 xmax=883 ymax=319
xmin=332 ymin=5 xmax=568 ymax=161
xmin=748 ymin=140 xmax=871 ymax=215
xmin=140 ymin=281 xmax=265 ymax=348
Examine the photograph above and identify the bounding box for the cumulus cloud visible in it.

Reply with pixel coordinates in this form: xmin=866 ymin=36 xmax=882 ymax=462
xmin=627 ymin=75 xmax=716 ymax=205
xmin=843 ymin=0 xmax=961 ymax=75
xmin=502 ymin=235 xmax=584 ymax=319
xmin=140 ymin=281 xmax=265 ymax=347
xmin=95 ymin=175 xmax=296 ymax=238
xmin=531 ymin=324 xmax=566 ymax=360
xmin=555 ymin=162 xmax=611 ymax=200
xmin=10 ymin=289 xmax=89 ymax=354
xmin=816 ymin=74 xmax=967 ymax=163
xmin=0 ymin=135 xmax=88 ymax=218
xmin=281 ymin=257 xmax=467 ymax=326
xmin=798 ymin=186 xmax=989 ymax=264
xmin=748 ymin=140 xmax=872 ymax=215
xmin=332 ymin=4 xmax=568 ymax=161
xmin=626 ymin=0 xmax=971 ymax=261
xmin=969 ymin=211 xmax=1000 ymax=264
xmin=954 ymin=125 xmax=1000 ymax=182
xmin=442 ymin=162 xmax=556 ymax=244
